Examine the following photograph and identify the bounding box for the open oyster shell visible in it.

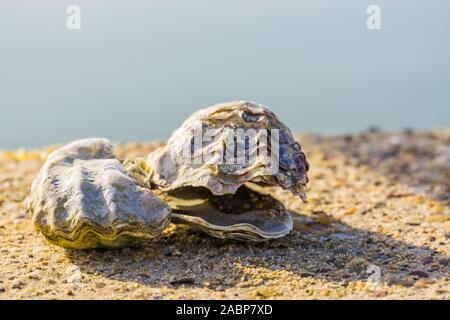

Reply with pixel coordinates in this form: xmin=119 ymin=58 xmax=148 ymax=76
xmin=156 ymin=184 xmax=293 ymax=241
xmin=138 ymin=101 xmax=309 ymax=241
xmin=27 ymin=138 xmax=171 ymax=249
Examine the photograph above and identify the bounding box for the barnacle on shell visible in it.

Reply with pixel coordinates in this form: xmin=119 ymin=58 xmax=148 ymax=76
xmin=27 ymin=138 xmax=171 ymax=249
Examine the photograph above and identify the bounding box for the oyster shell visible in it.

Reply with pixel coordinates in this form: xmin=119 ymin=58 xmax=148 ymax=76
xmin=156 ymin=184 xmax=293 ymax=241
xmin=147 ymin=100 xmax=309 ymax=198
xmin=140 ymin=101 xmax=309 ymax=241
xmin=27 ymin=138 xmax=171 ymax=249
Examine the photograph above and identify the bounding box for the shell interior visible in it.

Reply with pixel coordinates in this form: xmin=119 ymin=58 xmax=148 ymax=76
xmin=156 ymin=183 xmax=293 ymax=242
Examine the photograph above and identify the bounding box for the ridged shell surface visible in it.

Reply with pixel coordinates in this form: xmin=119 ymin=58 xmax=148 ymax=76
xmin=28 ymin=138 xmax=171 ymax=249
xmin=147 ymin=100 xmax=309 ymax=199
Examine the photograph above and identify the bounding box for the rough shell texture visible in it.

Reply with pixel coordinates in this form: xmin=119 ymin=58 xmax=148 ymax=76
xmin=147 ymin=100 xmax=309 ymax=199
xmin=156 ymin=185 xmax=293 ymax=242
xmin=27 ymin=138 xmax=171 ymax=249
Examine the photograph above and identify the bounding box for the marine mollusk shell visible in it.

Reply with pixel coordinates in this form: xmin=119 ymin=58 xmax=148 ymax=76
xmin=156 ymin=184 xmax=293 ymax=241
xmin=142 ymin=101 xmax=308 ymax=241
xmin=27 ymin=138 xmax=171 ymax=249
xmin=147 ymin=100 xmax=309 ymax=198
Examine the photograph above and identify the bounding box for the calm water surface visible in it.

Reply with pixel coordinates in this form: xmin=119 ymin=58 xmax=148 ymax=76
xmin=1 ymin=0 xmax=449 ymax=149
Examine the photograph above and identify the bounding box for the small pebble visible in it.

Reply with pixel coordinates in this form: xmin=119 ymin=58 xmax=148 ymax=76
xmin=169 ymin=277 xmax=195 ymax=285
xmin=315 ymin=213 xmax=331 ymax=225
xmin=28 ymin=271 xmax=41 ymax=280
xmin=421 ymin=256 xmax=433 ymax=265
xmin=67 ymin=270 xmax=82 ymax=283
xmin=438 ymin=257 xmax=449 ymax=266
xmin=11 ymin=279 xmax=24 ymax=289
xmin=319 ymin=236 xmax=328 ymax=243
xmin=414 ymin=278 xmax=435 ymax=289
xmin=408 ymin=270 xmax=429 ymax=278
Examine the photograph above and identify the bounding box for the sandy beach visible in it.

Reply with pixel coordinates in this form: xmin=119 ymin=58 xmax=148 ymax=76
xmin=0 ymin=129 xmax=448 ymax=300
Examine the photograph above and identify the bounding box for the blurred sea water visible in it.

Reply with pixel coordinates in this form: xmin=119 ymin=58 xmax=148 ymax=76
xmin=0 ymin=0 xmax=449 ymax=149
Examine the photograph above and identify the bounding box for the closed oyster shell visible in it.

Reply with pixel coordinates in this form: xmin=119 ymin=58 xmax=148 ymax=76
xmin=28 ymin=138 xmax=171 ymax=249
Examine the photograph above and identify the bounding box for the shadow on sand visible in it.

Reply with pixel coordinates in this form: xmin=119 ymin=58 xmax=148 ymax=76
xmin=65 ymin=212 xmax=449 ymax=290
